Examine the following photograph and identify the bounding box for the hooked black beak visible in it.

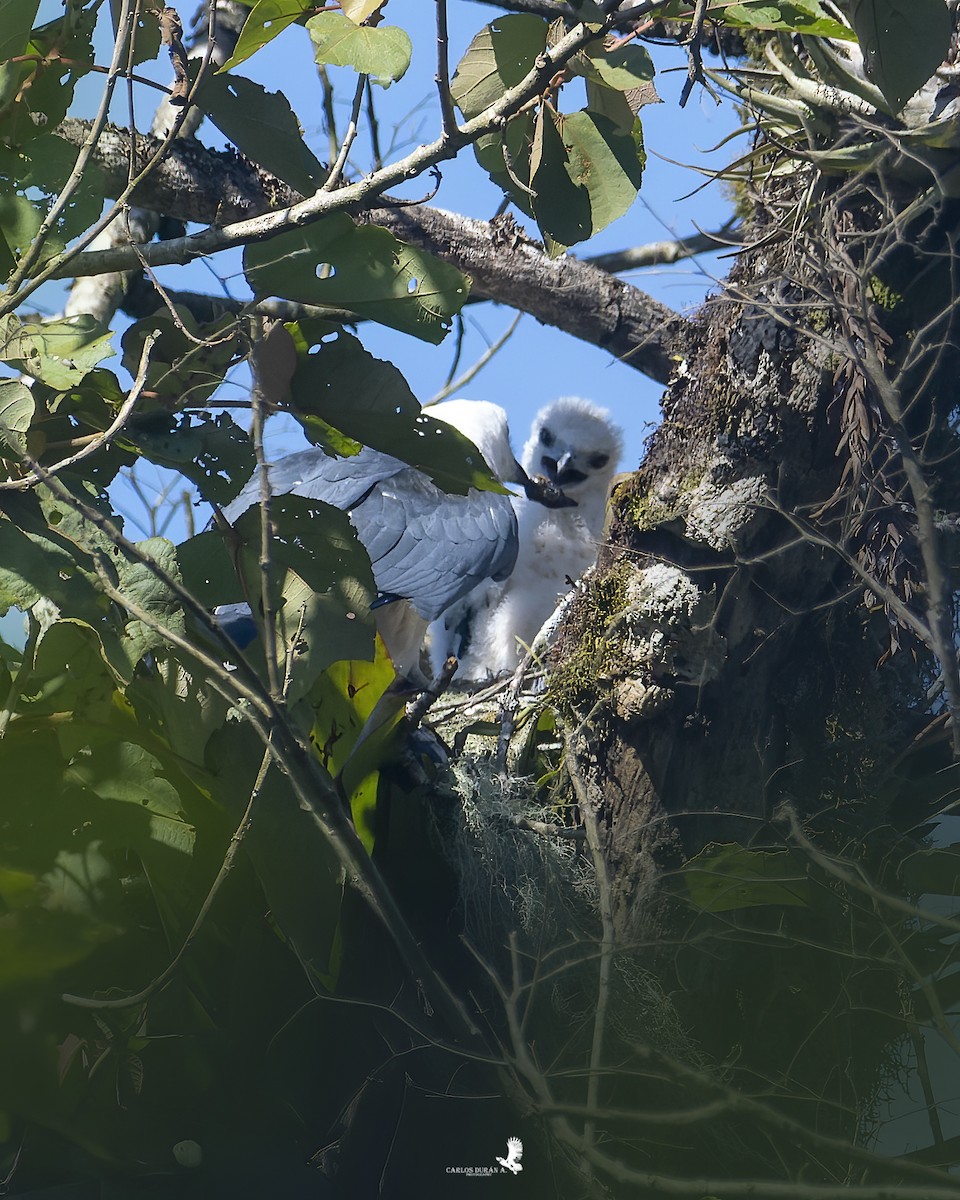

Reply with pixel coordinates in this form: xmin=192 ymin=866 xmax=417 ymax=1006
xmin=520 ymin=468 xmax=577 ymax=509
xmin=541 ymin=451 xmax=588 ymax=488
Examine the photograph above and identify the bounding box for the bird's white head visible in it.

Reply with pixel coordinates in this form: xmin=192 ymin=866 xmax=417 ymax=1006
xmin=426 ymin=399 xmax=524 ymax=486
xmin=522 ymin=397 xmax=623 ymax=500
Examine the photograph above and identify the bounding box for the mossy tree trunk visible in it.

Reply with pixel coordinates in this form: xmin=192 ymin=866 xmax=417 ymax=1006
xmin=535 ymin=100 xmax=960 ymax=1182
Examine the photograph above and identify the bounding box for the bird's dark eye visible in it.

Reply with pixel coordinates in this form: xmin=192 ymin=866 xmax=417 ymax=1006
xmin=540 ymin=427 xmax=555 ymax=447
xmin=589 ymin=453 xmax=609 ymax=470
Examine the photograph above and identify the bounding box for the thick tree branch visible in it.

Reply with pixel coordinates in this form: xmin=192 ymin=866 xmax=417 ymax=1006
xmin=54 ymin=118 xmax=688 ymax=382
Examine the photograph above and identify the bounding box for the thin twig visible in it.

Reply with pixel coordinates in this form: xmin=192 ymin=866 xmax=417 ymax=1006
xmin=0 ymin=1 xmax=216 ymax=315
xmin=427 ymin=311 xmax=524 ymax=406
xmin=405 ymin=655 xmax=459 ymax=728
xmin=249 ymin=322 xmax=281 ymax=698
xmin=679 ymin=0 xmax=713 ymax=108
xmin=434 ymin=0 xmax=458 ymax=138
xmin=566 ymin=708 xmax=615 ymax=1177
xmin=5 ymin=0 xmax=137 ymax=290
xmin=323 ymin=74 xmax=367 ymax=192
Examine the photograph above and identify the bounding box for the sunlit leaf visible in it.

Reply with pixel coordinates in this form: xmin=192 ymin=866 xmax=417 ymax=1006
xmin=582 ymin=36 xmax=655 ymax=91
xmin=682 ymin=843 xmax=812 ymax=912
xmin=0 ymin=313 xmax=114 ymax=389
xmin=216 ymin=0 xmax=311 ymax=74
xmin=306 ymin=11 xmax=411 ymax=88
xmin=340 ymin=0 xmax=385 ymax=22
xmin=451 ymin=14 xmax=547 ymax=120
xmin=722 ymin=0 xmax=855 ymax=38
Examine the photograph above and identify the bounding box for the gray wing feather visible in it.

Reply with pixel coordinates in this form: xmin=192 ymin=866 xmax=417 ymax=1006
xmin=220 ymin=447 xmax=405 ymax=523
xmin=222 ymin=447 xmax=518 ymax=622
xmin=351 ymin=470 xmax=518 ymax=621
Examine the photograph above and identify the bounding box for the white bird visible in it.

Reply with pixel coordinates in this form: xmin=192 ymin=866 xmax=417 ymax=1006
xmin=496 ymin=1137 xmax=523 ymax=1174
xmin=432 ymin=397 xmax=622 ymax=681
xmin=216 ymin=400 xmax=570 ymax=681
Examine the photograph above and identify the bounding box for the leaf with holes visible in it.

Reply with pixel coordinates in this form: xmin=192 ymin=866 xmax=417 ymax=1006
xmin=0 ymin=313 xmax=113 ymax=389
xmin=216 ymin=0 xmax=312 ymax=75
xmin=287 ymin=329 xmax=504 ymax=495
xmin=243 ymin=214 xmax=470 ymax=343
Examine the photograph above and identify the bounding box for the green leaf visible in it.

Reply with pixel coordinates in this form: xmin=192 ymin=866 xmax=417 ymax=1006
xmin=195 ymin=73 xmax=326 ymax=195
xmin=0 ymin=378 xmax=34 ymax=456
xmin=201 ymin=494 xmax=378 ymax=693
xmin=586 ymin=78 xmax=651 ymax=132
xmin=310 ymin=644 xmax=399 ymax=851
xmin=530 ymin=104 xmax=588 ymax=249
xmin=723 ymin=0 xmax=855 ymax=38
xmin=115 ymin=538 xmax=186 ymax=671
xmin=216 ymin=0 xmax=311 ymax=74
xmin=176 ymin=530 xmax=243 ymax=611
xmin=65 ymin=738 xmax=186 ymax=825
xmin=848 ymin=0 xmax=951 ymax=111
xmin=123 ymin=411 xmax=256 ymax=507
xmin=452 ymin=14 xmax=547 ymax=121
xmin=0 ymin=192 xmax=42 ymax=279
xmin=288 ymin=329 xmax=505 ymax=494
xmin=21 ymin=9 xmax=96 ymax=133
xmin=0 ymin=0 xmax=41 ymax=61
xmin=0 ymin=513 xmax=82 ymax=614
xmin=209 ymin=722 xmax=345 ymax=987
xmin=581 ymin=37 xmax=655 ymax=91
xmin=473 ymin=111 xmax=538 ymax=217
xmin=243 ymin=214 xmax=470 ymax=343
xmin=306 ymin=11 xmax=411 ymax=88
xmin=532 ymin=109 xmax=645 ymax=246
xmin=0 ymin=313 xmax=114 ymax=389
xmin=682 ymin=843 xmax=812 ymax=913
xmin=27 ymin=619 xmax=119 ymax=718
xmin=260 ymin=500 xmax=377 ymax=700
